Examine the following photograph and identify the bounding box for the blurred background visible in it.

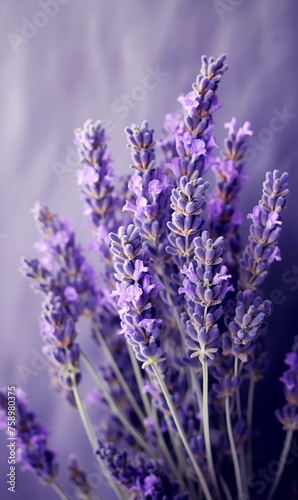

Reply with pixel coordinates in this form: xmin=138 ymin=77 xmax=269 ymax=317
xmin=1 ymin=0 xmax=297 ymax=498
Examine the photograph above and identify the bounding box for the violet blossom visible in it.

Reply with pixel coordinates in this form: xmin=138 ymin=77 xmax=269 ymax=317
xmin=238 ymin=169 xmax=289 ymax=291
xmin=0 ymin=388 xmax=58 ymax=485
xmin=123 ymin=121 xmax=172 ymax=260
xmin=207 ymin=118 xmax=253 ymax=271
xmin=74 ymin=119 xmax=121 ymax=263
xmin=222 ymin=290 xmax=271 ymax=362
xmin=109 ymin=224 xmax=165 ymax=368
xmin=276 ymin=336 xmax=298 ymax=431
xmin=179 ymin=231 xmax=233 ymax=363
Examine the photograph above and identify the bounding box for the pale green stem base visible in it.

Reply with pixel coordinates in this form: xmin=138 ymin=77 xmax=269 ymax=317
xmin=71 ymin=373 xmax=124 ymax=500
xmin=225 ymin=396 xmax=243 ymax=500
xmin=127 ymin=343 xmax=151 ymax=417
xmin=202 ymin=360 xmax=220 ymax=499
xmin=234 ymin=358 xmax=248 ymax=497
xmin=266 ymin=429 xmax=294 ymax=500
xmin=217 ymin=471 xmax=233 ymax=500
xmin=152 ymin=406 xmax=188 ymax=492
xmin=81 ymin=351 xmax=156 ymax=459
xmin=51 ymin=481 xmax=71 ymax=500
xmin=151 ymin=362 xmax=212 ymax=500
xmin=165 ymin=415 xmax=198 ymax=500
xmin=247 ymin=378 xmax=255 ymax=479
xmin=190 ymin=369 xmax=203 ymax=414
xmin=92 ymin=321 xmax=146 ymax=424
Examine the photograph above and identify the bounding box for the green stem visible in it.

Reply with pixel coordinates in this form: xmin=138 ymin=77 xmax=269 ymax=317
xmin=190 ymin=369 xmax=203 ymax=414
xmin=202 ymin=360 xmax=220 ymax=499
xmin=151 ymin=362 xmax=213 ymax=500
xmin=165 ymin=416 xmax=198 ymax=500
xmin=225 ymin=396 xmax=243 ymax=500
xmin=247 ymin=378 xmax=255 ymax=479
xmin=233 ymin=359 xmax=248 ymax=496
xmin=127 ymin=343 xmax=151 ymax=417
xmin=266 ymin=429 xmax=294 ymax=500
xmin=234 ymin=358 xmax=241 ymax=420
xmin=92 ymin=321 xmax=146 ymax=424
xmin=152 ymin=406 xmax=188 ymax=493
xmin=70 ymin=373 xmax=124 ymax=500
xmin=185 ymin=234 xmax=190 ymax=262
xmin=217 ymin=471 xmax=233 ymax=500
xmin=91 ymin=489 xmax=104 ymax=500
xmin=160 ymin=269 xmax=186 ymax=348
xmin=81 ymin=351 xmax=156 ymax=459
xmin=51 ymin=481 xmax=71 ymax=500
xmin=160 ymin=268 xmax=193 ymax=395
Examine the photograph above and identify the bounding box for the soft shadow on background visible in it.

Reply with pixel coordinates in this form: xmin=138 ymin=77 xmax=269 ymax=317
xmin=1 ymin=1 xmax=297 ymax=499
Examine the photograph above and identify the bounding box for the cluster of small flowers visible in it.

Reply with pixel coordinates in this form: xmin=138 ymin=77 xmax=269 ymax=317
xmin=123 ymin=121 xmax=173 ymax=260
xmin=276 ymin=336 xmax=298 ymax=431
xmin=97 ymin=441 xmax=188 ymax=500
xmin=239 ymin=169 xmax=289 ymax=291
xmin=74 ymin=118 xmax=121 ymax=265
xmin=109 ymin=224 xmax=165 ymax=368
xmin=0 ymin=389 xmax=58 ymax=484
xmin=179 ymin=231 xmax=233 ymax=363
xmin=208 ymin=118 xmax=253 ymax=270
xmin=21 ymin=203 xmax=100 ymax=403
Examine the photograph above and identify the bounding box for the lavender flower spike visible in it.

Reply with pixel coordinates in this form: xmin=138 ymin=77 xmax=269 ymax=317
xmin=228 ymin=291 xmax=271 ymax=346
xmin=109 ymin=224 xmax=165 ymax=368
xmin=68 ymin=454 xmax=92 ymax=498
xmin=238 ymin=169 xmax=289 ymax=291
xmin=123 ymin=121 xmax=172 ymax=260
xmin=74 ymin=119 xmax=120 ymax=262
xmin=222 ymin=290 xmax=271 ymax=362
xmin=0 ymin=388 xmax=58 ymax=484
xmin=178 ymin=54 xmax=228 ymax=141
xmin=41 ymin=292 xmax=81 ymax=391
xmin=179 ymin=231 xmax=233 ymax=362
xmin=277 ymin=336 xmax=298 ymax=420
xmin=207 ymin=118 xmax=253 ymax=270
xmin=28 ymin=202 xmax=98 ymax=317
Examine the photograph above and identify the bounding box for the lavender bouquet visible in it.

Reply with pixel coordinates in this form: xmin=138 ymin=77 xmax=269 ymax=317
xmin=1 ymin=55 xmax=296 ymax=500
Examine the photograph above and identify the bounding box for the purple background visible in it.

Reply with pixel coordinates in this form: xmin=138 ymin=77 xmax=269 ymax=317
xmin=1 ymin=0 xmax=297 ymax=498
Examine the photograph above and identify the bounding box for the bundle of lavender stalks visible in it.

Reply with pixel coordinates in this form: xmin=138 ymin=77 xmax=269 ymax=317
xmin=1 ymin=54 xmax=297 ymax=500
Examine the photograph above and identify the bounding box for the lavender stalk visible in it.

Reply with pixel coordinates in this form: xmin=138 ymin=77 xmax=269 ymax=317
xmin=69 ymin=369 xmax=126 ymax=500
xmin=80 ymin=351 xmax=156 ymax=459
xmin=150 ymin=362 xmax=213 ymax=500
